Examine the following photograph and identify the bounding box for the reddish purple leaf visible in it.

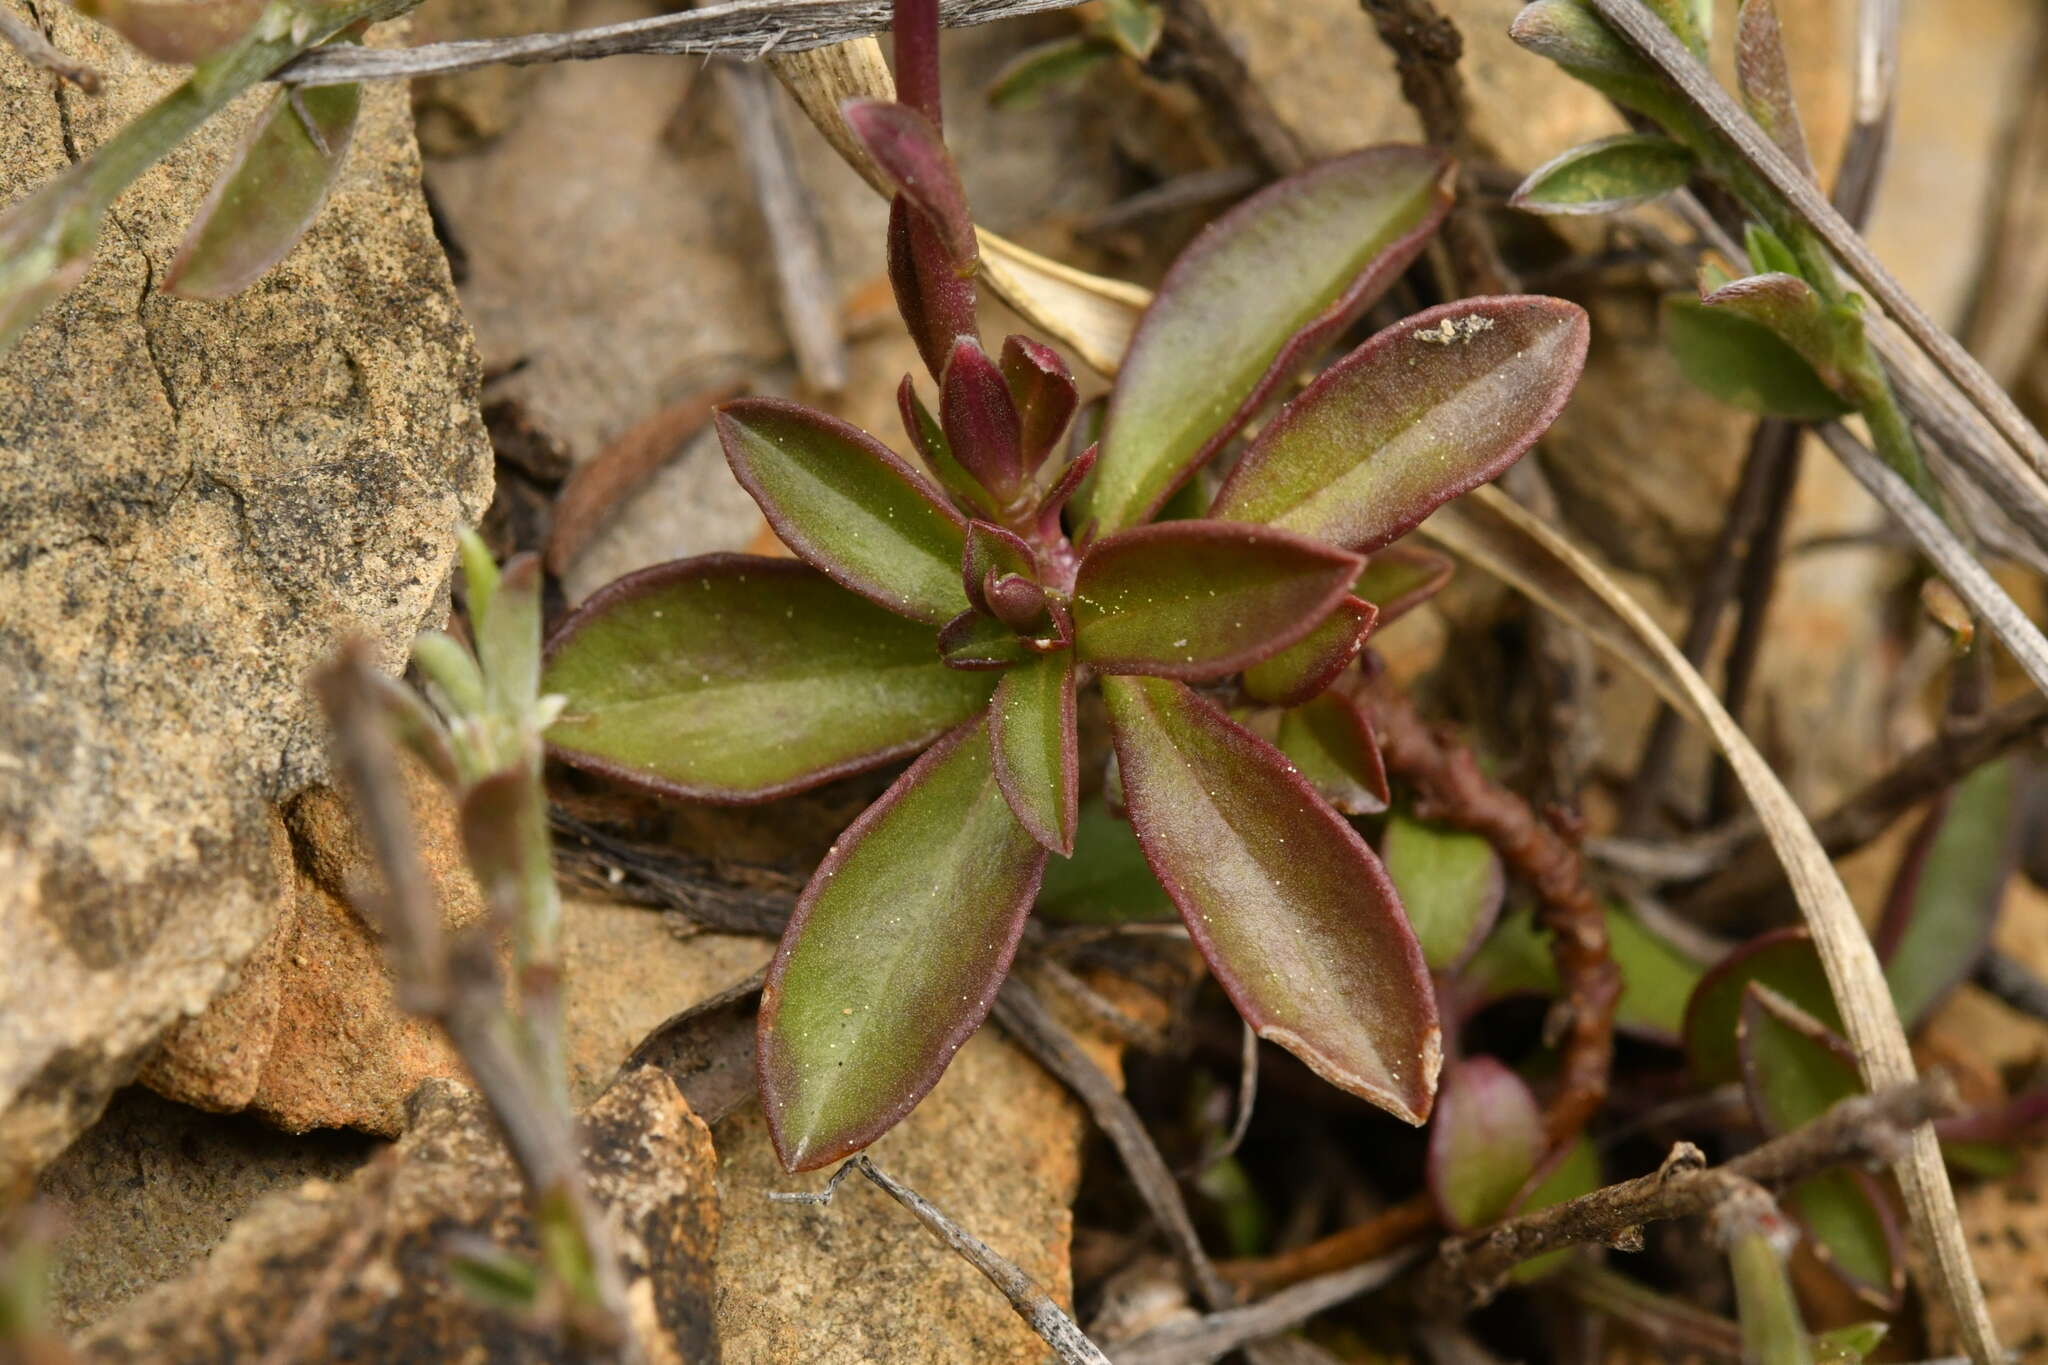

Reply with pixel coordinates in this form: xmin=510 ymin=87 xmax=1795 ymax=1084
xmin=1211 ymin=297 xmax=1590 ymax=552
xmin=1035 ymin=441 xmax=1097 ymax=541
xmin=989 ymin=651 xmax=1080 ymax=855
xmin=717 ymin=397 xmax=967 ymax=624
xmin=1103 ymin=675 xmax=1440 ymax=1122
xmin=844 ymin=99 xmax=979 ymax=274
xmin=759 ymin=715 xmax=1047 ymax=1170
xmin=1426 ymin=1056 xmax=1545 ymax=1230
xmin=165 ymin=82 xmax=361 ymax=299
xmin=962 ymin=519 xmax=1037 ymax=613
xmin=1241 ymin=596 xmax=1376 ymax=707
xmin=889 ymin=194 xmax=979 ymax=382
xmin=937 ymin=608 xmax=1032 ymax=670
xmin=74 ymin=0 xmax=264 ymax=63
xmin=1355 ymin=543 xmax=1454 ymax=624
xmin=1700 ymin=273 xmax=1860 ymax=398
xmin=1073 ymin=522 xmax=1363 ymax=680
xmin=940 ymin=337 xmax=1028 ymax=506
xmin=899 ymin=375 xmax=996 ymax=517
xmin=1734 ymin=0 xmax=1815 ymax=179
xmin=1079 ymin=145 xmax=1453 ymax=535
xmin=985 ymin=574 xmax=1048 ymax=631
xmin=1274 ymin=686 xmax=1391 ymax=816
xmin=1000 ymin=334 xmax=1079 ymax=476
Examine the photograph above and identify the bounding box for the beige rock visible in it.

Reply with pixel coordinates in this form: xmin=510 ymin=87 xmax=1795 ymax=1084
xmin=0 ymin=2 xmax=492 ymax=1187
xmin=73 ymin=1067 xmax=720 ymax=1363
xmin=410 ymin=0 xmax=571 ymax=156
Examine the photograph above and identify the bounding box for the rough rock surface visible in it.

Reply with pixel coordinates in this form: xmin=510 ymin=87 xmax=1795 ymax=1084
xmin=140 ymin=757 xmax=485 ymax=1135
xmin=0 ymin=3 xmax=492 ymax=1186
xmin=73 ymin=1067 xmax=719 ymax=1363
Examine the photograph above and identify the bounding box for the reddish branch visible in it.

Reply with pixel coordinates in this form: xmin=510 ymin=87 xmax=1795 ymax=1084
xmin=1219 ymin=1192 xmax=1437 ymax=1295
xmin=1363 ymin=686 xmax=1621 ymax=1153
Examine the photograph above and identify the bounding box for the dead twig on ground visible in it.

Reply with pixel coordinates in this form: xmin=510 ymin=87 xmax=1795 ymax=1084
xmin=1217 ymin=1194 xmax=1436 ymax=1297
xmin=1 ymin=7 xmax=99 ymax=91
xmin=1107 ymin=1247 xmax=1424 ymax=1365
xmin=1417 ymin=1074 xmax=1958 ymax=1313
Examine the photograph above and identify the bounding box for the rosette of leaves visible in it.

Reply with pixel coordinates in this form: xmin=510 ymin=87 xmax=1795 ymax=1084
xmin=542 ymin=8 xmax=1591 ymax=1171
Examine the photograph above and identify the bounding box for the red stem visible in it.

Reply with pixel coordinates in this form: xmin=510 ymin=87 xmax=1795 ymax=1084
xmin=893 ymin=0 xmax=943 ymax=129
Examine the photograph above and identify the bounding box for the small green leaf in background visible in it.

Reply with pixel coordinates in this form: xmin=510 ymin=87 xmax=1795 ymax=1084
xmin=1273 ymin=689 xmax=1389 ymax=815
xmin=1382 ymin=813 xmax=1503 ymax=972
xmin=986 ymin=35 xmax=1118 ymax=111
xmin=1241 ymin=597 xmax=1374 ymax=707
xmin=1684 ymin=928 xmax=1841 ymax=1085
xmin=1354 ymin=543 xmax=1453 ymax=624
xmin=1034 ymin=796 xmax=1175 ymax=924
xmin=758 ymin=716 xmax=1046 ymax=1171
xmin=445 ymin=1240 xmax=542 ymax=1312
xmin=0 ymin=180 xmax=96 ymax=355
xmin=1510 ymin=133 xmax=1696 ymax=216
xmin=1426 ymin=1056 xmax=1544 ymax=1229
xmin=1211 ymin=296 xmax=1589 ymax=553
xmin=543 ymin=557 xmax=991 ymax=800
xmin=988 ymin=651 xmax=1079 ymax=856
xmin=1812 ymin=1322 xmax=1888 ymax=1365
xmin=1106 ymin=674 xmax=1439 ymax=1123
xmin=1073 ymin=522 xmax=1362 ymax=679
xmin=1788 ymin=1169 xmax=1904 ymax=1310
xmin=1728 ymin=1227 xmax=1816 ymax=1365
xmin=1876 ymin=758 xmax=2018 ymax=1028
xmin=1699 ymin=274 xmax=1864 ymax=399
xmin=717 ymin=399 xmax=967 ymax=624
xmin=1099 ymin=0 xmax=1164 ymax=59
xmin=1662 ymin=295 xmax=1855 ymax=421
xmin=1461 ymin=903 xmax=1703 ymax=1041
xmin=1080 ymin=145 xmax=1451 ymax=535
xmin=1744 ymin=223 xmax=1804 ymax=279
xmin=165 ymin=83 xmax=362 ymax=299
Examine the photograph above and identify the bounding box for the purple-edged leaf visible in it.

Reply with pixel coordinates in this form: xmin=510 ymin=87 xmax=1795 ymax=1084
xmin=1700 ymin=274 xmax=1862 ymax=398
xmin=1000 ymin=334 xmax=1078 ymax=476
xmin=844 ymin=99 xmax=978 ymax=274
xmin=758 ymin=715 xmax=1047 ymax=1170
xmin=941 ymin=337 xmax=1027 ymax=505
xmin=985 ymin=574 xmax=1049 ymax=631
xmin=899 ymin=376 xmax=997 ymax=517
xmin=1035 ymin=441 xmax=1097 ymax=540
xmin=717 ymin=397 xmax=967 ymax=624
xmin=989 ymin=651 xmax=1079 ymax=855
xmin=1078 ymin=145 xmax=1454 ymax=535
xmin=1355 ymin=543 xmax=1454 ymax=624
xmin=1426 ymin=1056 xmax=1544 ymax=1230
xmin=889 ymin=194 xmax=979 ymax=382
xmin=164 ymin=83 xmax=361 ymax=299
xmin=74 ymin=0 xmax=264 ymax=63
xmin=1662 ymin=294 xmax=1853 ymax=422
xmin=543 ymin=556 xmax=992 ymax=801
xmin=1274 ymin=688 xmax=1389 ymax=815
xmin=1509 ymin=133 xmax=1696 ymax=216
xmin=1383 ymin=813 xmax=1503 ymax=973
xmin=1877 ymin=759 xmax=2018 ymax=1028
xmin=1212 ymin=297 xmax=1589 ymax=552
xmin=937 ymin=608 xmax=1033 ymax=670
xmin=962 ymin=520 xmax=1037 ymax=613
xmin=1103 ymin=675 xmax=1440 ymax=1122
xmin=1508 ymin=2 xmax=1697 ymax=133
xmin=1738 ymin=988 xmax=1903 ymax=1309
xmin=1684 ymin=927 xmax=1841 ymax=1085
xmin=1073 ymin=522 xmax=1363 ymax=679
xmin=1734 ymin=0 xmax=1814 ymax=178
xmin=1241 ymin=597 xmax=1376 ymax=707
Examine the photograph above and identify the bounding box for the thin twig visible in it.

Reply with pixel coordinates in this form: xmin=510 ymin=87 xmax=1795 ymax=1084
xmin=0 ymin=6 xmax=100 ymax=91
xmin=776 ymin=1156 xmax=1111 ymax=1364
xmin=1583 ymin=0 xmax=2048 ymax=491
xmin=1107 ymin=1248 xmax=1425 ymax=1365
xmin=1829 ymin=0 xmax=1898 ymax=228
xmin=1419 ymin=1075 xmax=1959 ymax=1312
xmin=993 ymin=978 xmax=1236 ymax=1312
xmin=1217 ymin=1193 xmax=1436 ymax=1296
xmin=277 ymin=0 xmax=1088 ymax=85
xmin=1363 ymin=686 xmax=1619 ymax=1154
xmin=1973 ymin=948 xmax=2048 ymax=1023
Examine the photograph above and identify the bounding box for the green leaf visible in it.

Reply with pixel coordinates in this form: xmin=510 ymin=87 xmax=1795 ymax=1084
xmin=1728 ymin=1228 xmax=1815 ymax=1365
xmin=1744 ymin=223 xmax=1803 ymax=279
xmin=1461 ymin=902 xmax=1705 ymax=1042
xmin=1354 ymin=543 xmax=1453 ymax=624
xmin=1699 ymin=274 xmax=1865 ymax=399
xmin=1273 ymin=689 xmax=1389 ymax=815
xmin=1099 ymin=0 xmax=1164 ymax=59
xmin=717 ymin=398 xmax=968 ymax=624
xmin=445 ymin=1242 xmax=542 ymax=1311
xmin=164 ymin=83 xmax=361 ymax=299
xmin=843 ymin=100 xmax=978 ymax=274
xmin=1241 ymin=597 xmax=1375 ymax=707
xmin=1662 ymin=295 xmax=1854 ymax=421
xmin=1876 ymin=758 xmax=2017 ymax=1027
xmin=759 ymin=715 xmax=1046 ymax=1170
xmin=1812 ymin=1322 xmax=1888 ymax=1365
xmin=1734 ymin=0 xmax=1813 ymax=176
xmin=1073 ymin=522 xmax=1363 ymax=679
xmin=1510 ymin=133 xmax=1696 ymax=215
xmin=1788 ymin=1169 xmax=1903 ymax=1310
xmin=1382 ymin=813 xmax=1503 ymax=972
xmin=1079 ymin=145 xmax=1452 ymax=535
xmin=1509 ymin=1 xmax=1700 ymax=133
xmin=476 ymin=553 xmax=541 ymax=723
xmin=1462 ymin=909 xmax=1554 ymax=1003
xmin=1685 ymin=928 xmax=1841 ymax=1085
xmin=544 ymin=556 xmax=991 ymax=801
xmin=989 ymin=651 xmax=1079 ymax=855
xmin=986 ymin=35 xmax=1117 ymax=112
xmin=0 ymin=176 xmax=96 ymax=355
xmin=1034 ymin=797 xmax=1175 ymax=923
xmin=73 ymin=0 xmax=265 ymax=63
xmin=1425 ymin=1056 xmax=1544 ymax=1230
xmin=937 ymin=608 xmax=1036 ymax=670
xmin=1104 ymin=675 xmax=1440 ymax=1123
xmin=1210 ymin=297 xmax=1589 ymax=552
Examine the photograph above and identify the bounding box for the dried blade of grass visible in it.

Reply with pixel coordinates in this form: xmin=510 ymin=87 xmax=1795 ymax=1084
xmin=769 ymin=36 xmax=1150 ymax=374
xmin=1106 ymin=1248 xmax=1423 ymax=1365
xmin=1416 ymin=483 xmax=1998 ymax=1363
